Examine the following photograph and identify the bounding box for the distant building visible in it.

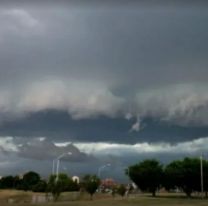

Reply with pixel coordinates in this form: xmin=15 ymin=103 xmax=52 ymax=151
xmin=101 ymin=178 xmax=116 ymax=188
xmin=72 ymin=176 xmax=80 ymax=184
xmin=18 ymin=174 xmax=24 ymax=179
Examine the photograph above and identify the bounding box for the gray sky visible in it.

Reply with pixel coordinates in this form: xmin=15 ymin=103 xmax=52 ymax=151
xmin=0 ymin=1 xmax=208 ymax=180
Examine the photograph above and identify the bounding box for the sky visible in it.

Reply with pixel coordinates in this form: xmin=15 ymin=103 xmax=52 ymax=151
xmin=0 ymin=0 xmax=208 ymax=181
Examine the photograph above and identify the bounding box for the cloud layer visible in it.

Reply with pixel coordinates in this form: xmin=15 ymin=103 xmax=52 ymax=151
xmin=2 ymin=81 xmax=208 ymax=127
xmin=0 ymin=3 xmax=208 ymax=126
xmin=0 ymin=137 xmax=93 ymax=162
xmin=0 ymin=135 xmax=206 ymax=180
xmin=0 ymin=79 xmax=124 ymax=120
xmin=74 ymin=137 xmax=208 ymax=156
xmin=0 ymin=1 xmax=208 ymax=178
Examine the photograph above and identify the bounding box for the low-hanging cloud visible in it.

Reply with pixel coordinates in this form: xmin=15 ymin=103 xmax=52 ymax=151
xmin=2 ymin=81 xmax=208 ymax=128
xmin=0 ymin=137 xmax=94 ymax=162
xmin=0 ymin=2 xmax=208 ymax=128
xmin=0 ymin=78 xmax=125 ymax=121
xmin=74 ymin=136 xmax=208 ymax=156
xmin=135 ymin=84 xmax=208 ymax=126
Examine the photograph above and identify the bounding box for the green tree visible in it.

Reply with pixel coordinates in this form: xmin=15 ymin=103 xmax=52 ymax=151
xmin=202 ymin=159 xmax=208 ymax=197
xmin=164 ymin=157 xmax=208 ymax=197
xmin=22 ymin=171 xmax=40 ymax=191
xmin=13 ymin=175 xmax=21 ymax=189
xmin=117 ymin=184 xmax=126 ymax=198
xmin=111 ymin=185 xmax=117 ymax=198
xmin=47 ymin=173 xmax=70 ymax=201
xmin=32 ymin=180 xmax=47 ymax=192
xmin=81 ymin=174 xmax=100 ymax=200
xmin=128 ymin=159 xmax=163 ymax=197
xmin=0 ymin=176 xmax=15 ymax=189
xmin=163 ymin=160 xmax=184 ymax=192
xmin=67 ymin=178 xmax=80 ymax=191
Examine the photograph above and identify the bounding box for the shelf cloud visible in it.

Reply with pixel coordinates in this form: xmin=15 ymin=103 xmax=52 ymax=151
xmin=0 ymin=1 xmax=208 ymax=178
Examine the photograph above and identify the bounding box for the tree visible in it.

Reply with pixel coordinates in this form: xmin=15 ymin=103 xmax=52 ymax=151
xmin=117 ymin=184 xmax=126 ymax=198
xmin=163 ymin=160 xmax=184 ymax=192
xmin=13 ymin=176 xmax=21 ymax=189
xmin=111 ymin=185 xmax=117 ymax=198
xmin=81 ymin=175 xmax=100 ymax=200
xmin=128 ymin=159 xmax=163 ymax=197
xmin=47 ymin=173 xmax=70 ymax=201
xmin=164 ymin=158 xmax=208 ymax=197
xmin=0 ymin=176 xmax=15 ymax=189
xmin=32 ymin=180 xmax=47 ymax=192
xmin=67 ymin=178 xmax=80 ymax=191
xmin=21 ymin=171 xmax=40 ymax=191
xmin=202 ymin=159 xmax=208 ymax=197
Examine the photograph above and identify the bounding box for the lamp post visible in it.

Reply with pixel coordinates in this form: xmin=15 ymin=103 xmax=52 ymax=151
xmin=98 ymin=163 xmax=111 ymax=178
xmin=55 ymin=152 xmax=72 ymax=182
xmin=52 ymin=159 xmax=55 ymax=175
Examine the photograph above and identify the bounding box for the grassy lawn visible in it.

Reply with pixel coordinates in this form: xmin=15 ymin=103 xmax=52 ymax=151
xmin=0 ymin=190 xmax=207 ymax=206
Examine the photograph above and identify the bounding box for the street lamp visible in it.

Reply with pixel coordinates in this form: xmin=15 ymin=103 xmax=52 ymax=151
xmin=98 ymin=163 xmax=111 ymax=178
xmin=52 ymin=159 xmax=56 ymax=175
xmin=55 ymin=152 xmax=72 ymax=182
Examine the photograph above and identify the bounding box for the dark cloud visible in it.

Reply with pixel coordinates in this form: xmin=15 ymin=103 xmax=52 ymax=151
xmin=1 ymin=111 xmax=208 ymax=144
xmin=15 ymin=138 xmax=95 ymax=162
xmin=0 ymin=2 xmax=207 ymax=126
xmin=0 ymin=1 xmax=208 ymax=178
xmin=0 ymin=135 xmax=207 ymax=181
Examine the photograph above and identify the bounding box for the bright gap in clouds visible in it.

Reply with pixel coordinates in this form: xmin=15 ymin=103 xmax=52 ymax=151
xmin=59 ymin=137 xmax=208 ymax=156
xmin=0 ymin=136 xmax=207 ymax=178
xmin=2 ymin=136 xmax=207 ymax=159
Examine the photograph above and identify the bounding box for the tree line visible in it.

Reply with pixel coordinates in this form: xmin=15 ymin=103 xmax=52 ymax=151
xmin=128 ymin=157 xmax=208 ymax=197
xmin=0 ymin=171 xmax=100 ymax=201
xmin=0 ymin=171 xmax=43 ymax=191
xmin=1 ymin=157 xmax=207 ymax=200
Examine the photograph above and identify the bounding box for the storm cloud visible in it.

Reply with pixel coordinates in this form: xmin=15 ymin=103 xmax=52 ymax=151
xmin=0 ymin=1 xmax=208 ymax=125
xmin=0 ymin=1 xmax=208 ymax=178
xmin=0 ymin=137 xmax=93 ymax=162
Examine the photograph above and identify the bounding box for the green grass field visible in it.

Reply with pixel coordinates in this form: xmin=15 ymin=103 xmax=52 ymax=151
xmin=0 ymin=190 xmax=208 ymax=206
